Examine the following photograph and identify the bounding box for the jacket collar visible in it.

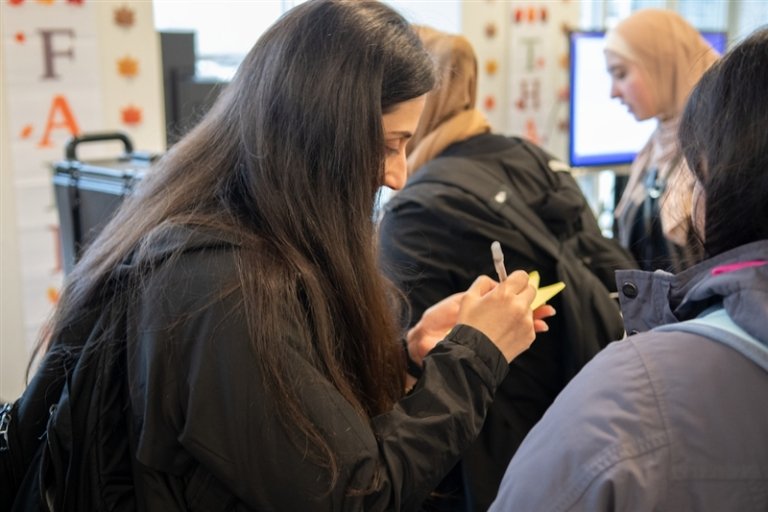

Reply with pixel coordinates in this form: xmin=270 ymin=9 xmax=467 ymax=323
xmin=617 ymin=240 xmax=768 ymax=344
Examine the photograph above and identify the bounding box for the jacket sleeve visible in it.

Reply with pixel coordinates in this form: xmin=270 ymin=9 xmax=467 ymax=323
xmin=130 ymin=249 xmax=509 ymax=511
xmin=488 ymin=338 xmax=669 ymax=512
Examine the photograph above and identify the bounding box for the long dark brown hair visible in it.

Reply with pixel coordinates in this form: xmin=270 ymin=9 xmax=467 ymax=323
xmin=35 ymin=0 xmax=435 ymax=488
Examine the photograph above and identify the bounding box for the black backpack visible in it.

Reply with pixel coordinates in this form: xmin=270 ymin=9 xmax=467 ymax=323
xmin=0 ymin=301 xmax=135 ymax=511
xmin=403 ymin=140 xmax=638 ymax=378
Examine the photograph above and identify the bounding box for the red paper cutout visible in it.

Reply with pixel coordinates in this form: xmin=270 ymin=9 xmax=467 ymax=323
xmin=9 ymin=0 xmax=24 ymax=5
xmin=121 ymin=105 xmax=143 ymax=125
xmin=15 ymin=32 xmax=25 ymax=43
xmin=483 ymin=95 xmax=496 ymax=111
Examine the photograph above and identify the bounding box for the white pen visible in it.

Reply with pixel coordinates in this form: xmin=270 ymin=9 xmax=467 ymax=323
xmin=491 ymin=241 xmax=507 ymax=282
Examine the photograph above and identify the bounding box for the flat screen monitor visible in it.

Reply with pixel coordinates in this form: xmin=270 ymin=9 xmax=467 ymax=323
xmin=568 ymin=30 xmax=727 ymax=168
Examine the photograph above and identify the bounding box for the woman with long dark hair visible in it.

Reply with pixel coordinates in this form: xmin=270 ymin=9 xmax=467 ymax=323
xmin=6 ymin=1 xmax=550 ymax=510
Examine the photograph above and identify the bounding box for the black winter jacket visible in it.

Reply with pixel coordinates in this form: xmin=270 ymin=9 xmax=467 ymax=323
xmin=378 ymin=133 xmax=631 ymax=511
xmin=119 ymin=225 xmax=509 ymax=511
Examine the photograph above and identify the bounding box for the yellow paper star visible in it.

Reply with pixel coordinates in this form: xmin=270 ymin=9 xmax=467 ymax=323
xmin=528 ymin=271 xmax=565 ymax=310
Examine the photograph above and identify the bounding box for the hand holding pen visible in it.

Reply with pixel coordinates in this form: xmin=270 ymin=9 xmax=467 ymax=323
xmin=405 ymin=241 xmax=557 ymax=370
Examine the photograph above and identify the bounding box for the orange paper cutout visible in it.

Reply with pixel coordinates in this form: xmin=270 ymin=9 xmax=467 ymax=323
xmin=47 ymin=287 xmax=60 ymax=304
xmin=117 ymin=56 xmax=139 ymax=78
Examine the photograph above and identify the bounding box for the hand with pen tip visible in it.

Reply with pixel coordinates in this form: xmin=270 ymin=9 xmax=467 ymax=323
xmin=405 ymin=242 xmax=556 ymax=366
xmin=456 ymin=271 xmax=539 ymax=362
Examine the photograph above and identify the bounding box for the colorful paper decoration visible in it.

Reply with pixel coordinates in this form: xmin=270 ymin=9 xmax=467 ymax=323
xmin=485 ymin=59 xmax=499 ymax=76
xmin=37 ymin=0 xmax=55 ymax=5
xmin=117 ymin=56 xmax=139 ymax=78
xmin=67 ymin=0 xmax=84 ymax=4
xmin=513 ymin=6 xmax=548 ymax=24
xmin=114 ymin=5 xmax=135 ymax=28
xmin=515 ymin=79 xmax=541 ymax=111
xmin=483 ymin=95 xmax=496 ymax=111
xmin=47 ymin=286 xmax=60 ymax=304
xmin=525 ymin=118 xmax=541 ymax=145
xmin=19 ymin=125 xmax=33 ymax=139
xmin=484 ymin=23 xmax=497 ymax=39
xmin=14 ymin=32 xmax=25 ymax=43
xmin=121 ymin=105 xmax=142 ymax=125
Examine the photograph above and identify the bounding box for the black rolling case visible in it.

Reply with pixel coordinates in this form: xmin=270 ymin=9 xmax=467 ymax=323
xmin=53 ymin=132 xmax=158 ymax=274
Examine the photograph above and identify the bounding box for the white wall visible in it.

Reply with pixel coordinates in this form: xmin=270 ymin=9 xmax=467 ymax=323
xmin=0 ymin=1 xmax=164 ymax=401
xmin=0 ymin=35 xmax=28 ymax=402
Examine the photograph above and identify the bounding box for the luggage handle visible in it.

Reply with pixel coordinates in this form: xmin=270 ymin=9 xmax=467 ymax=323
xmin=64 ymin=132 xmax=134 ymax=161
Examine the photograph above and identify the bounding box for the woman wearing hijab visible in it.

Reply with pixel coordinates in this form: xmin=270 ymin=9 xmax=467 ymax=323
xmin=606 ymin=9 xmax=719 ymax=272
xmin=378 ymin=27 xmax=633 ymax=512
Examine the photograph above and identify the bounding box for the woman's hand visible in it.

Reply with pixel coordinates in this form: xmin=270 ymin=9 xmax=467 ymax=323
xmin=406 ymin=292 xmax=464 ymax=365
xmin=406 ymin=272 xmax=557 ymax=367
xmin=456 ymin=271 xmax=537 ymax=362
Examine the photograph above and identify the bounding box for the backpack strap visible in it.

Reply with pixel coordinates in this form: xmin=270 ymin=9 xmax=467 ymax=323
xmin=407 ymin=154 xmax=564 ymax=263
xmin=654 ymin=306 xmax=768 ymax=371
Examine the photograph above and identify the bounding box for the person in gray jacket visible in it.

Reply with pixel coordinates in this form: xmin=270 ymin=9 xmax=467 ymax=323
xmin=490 ymin=26 xmax=768 ymax=512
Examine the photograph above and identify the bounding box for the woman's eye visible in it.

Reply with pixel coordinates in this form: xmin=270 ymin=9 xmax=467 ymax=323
xmin=385 ymin=146 xmax=399 ymax=156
